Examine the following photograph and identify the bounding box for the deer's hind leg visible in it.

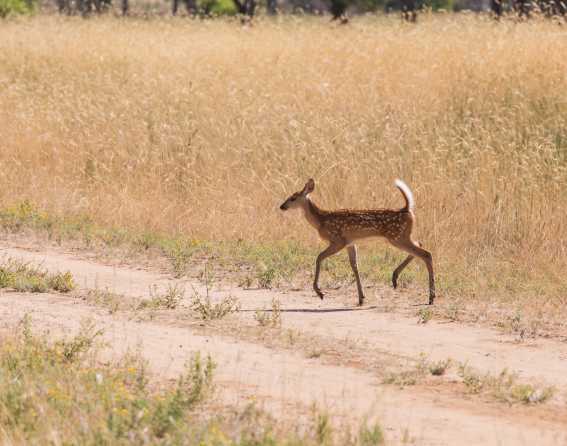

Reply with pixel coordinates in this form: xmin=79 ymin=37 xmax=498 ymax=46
xmin=314 ymin=241 xmax=345 ymax=300
xmin=392 ymin=254 xmax=414 ymax=289
xmin=389 ymin=236 xmax=435 ymax=305
xmin=347 ymin=245 xmax=366 ymax=306
xmin=392 ymin=241 xmax=426 ymax=289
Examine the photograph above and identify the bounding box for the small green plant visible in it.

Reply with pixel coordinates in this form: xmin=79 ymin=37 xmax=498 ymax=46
xmin=457 ymin=363 xmax=554 ymax=404
xmin=182 ymin=352 xmax=216 ymax=405
xmin=254 ymin=298 xmax=282 ymax=327
xmin=48 ymin=271 xmax=75 ymax=293
xmin=13 ymin=274 xmax=49 ymax=292
xmin=383 ymin=356 xmax=452 ymax=386
xmin=510 ymin=384 xmax=554 ymax=404
xmin=383 ymin=369 xmax=421 ymax=386
xmin=166 ymin=240 xmax=198 ymax=278
xmin=257 ymin=265 xmax=278 ymax=289
xmin=54 ymin=319 xmax=104 ymax=363
xmin=358 ymin=423 xmax=385 ymax=446
xmin=428 ymin=358 xmax=452 ymax=376
xmin=138 ymin=284 xmax=184 ymax=310
xmin=239 ymin=274 xmax=254 ymax=289
xmin=458 ymin=363 xmax=485 ymax=394
xmin=0 ymin=258 xmax=75 ymax=293
xmin=190 ymin=290 xmax=239 ymax=320
xmin=416 ymin=307 xmax=433 ymax=324
xmin=83 ymin=288 xmax=124 ymax=314
xmin=0 ymin=268 xmax=11 ymax=288
xmin=197 ymin=261 xmax=217 ymax=290
xmin=307 ymin=349 xmax=324 ymax=359
xmin=314 ymin=411 xmax=333 ymax=445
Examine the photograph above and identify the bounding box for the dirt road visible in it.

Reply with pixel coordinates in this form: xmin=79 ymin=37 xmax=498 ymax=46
xmin=1 ymin=242 xmax=566 ymax=445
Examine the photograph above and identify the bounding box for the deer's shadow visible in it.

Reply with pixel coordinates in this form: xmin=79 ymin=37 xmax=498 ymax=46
xmin=238 ymin=305 xmax=378 ymax=314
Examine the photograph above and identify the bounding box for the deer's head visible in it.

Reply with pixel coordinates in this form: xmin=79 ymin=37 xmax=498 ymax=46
xmin=279 ymin=179 xmax=315 ymax=211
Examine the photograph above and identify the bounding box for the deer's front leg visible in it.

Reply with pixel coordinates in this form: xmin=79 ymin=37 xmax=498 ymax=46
xmin=347 ymin=245 xmax=366 ymax=306
xmin=314 ymin=241 xmax=345 ymax=300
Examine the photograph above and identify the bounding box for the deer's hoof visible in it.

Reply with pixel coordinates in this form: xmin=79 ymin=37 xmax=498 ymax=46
xmin=392 ymin=274 xmax=399 ymax=289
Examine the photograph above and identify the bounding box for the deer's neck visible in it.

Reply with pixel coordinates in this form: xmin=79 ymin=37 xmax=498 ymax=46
xmin=302 ymin=198 xmax=324 ymax=230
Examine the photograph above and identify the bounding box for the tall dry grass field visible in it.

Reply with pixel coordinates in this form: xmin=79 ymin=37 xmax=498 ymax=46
xmin=1 ymin=16 xmax=567 ymax=309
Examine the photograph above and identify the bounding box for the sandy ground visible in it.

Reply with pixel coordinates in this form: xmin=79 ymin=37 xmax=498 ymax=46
xmin=1 ymin=242 xmax=566 ymax=445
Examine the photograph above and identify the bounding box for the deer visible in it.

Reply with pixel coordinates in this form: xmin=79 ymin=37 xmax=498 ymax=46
xmin=279 ymin=179 xmax=435 ymax=306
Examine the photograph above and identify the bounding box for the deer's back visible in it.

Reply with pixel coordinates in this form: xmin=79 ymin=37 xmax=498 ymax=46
xmin=319 ymin=208 xmax=413 ymax=242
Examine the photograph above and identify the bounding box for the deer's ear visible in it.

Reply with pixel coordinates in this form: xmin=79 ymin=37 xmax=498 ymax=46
xmin=303 ymin=178 xmax=315 ymax=195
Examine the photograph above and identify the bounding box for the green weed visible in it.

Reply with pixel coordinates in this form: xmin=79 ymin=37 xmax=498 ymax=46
xmin=428 ymin=358 xmax=452 ymax=376
xmin=416 ymin=307 xmax=433 ymax=324
xmin=457 ymin=363 xmax=554 ymax=404
xmin=0 ymin=258 xmax=75 ymax=293
xmin=190 ymin=290 xmax=239 ymax=320
xmin=82 ymin=288 xmax=125 ymax=314
xmin=358 ymin=423 xmax=385 ymax=446
xmin=138 ymin=284 xmax=185 ymax=310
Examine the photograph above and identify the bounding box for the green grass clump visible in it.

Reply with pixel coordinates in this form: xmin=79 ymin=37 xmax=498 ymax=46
xmin=458 ymin=364 xmax=554 ymax=405
xmin=428 ymin=358 xmax=451 ymax=377
xmin=82 ymin=288 xmax=125 ymax=314
xmin=190 ymin=290 xmax=240 ymax=320
xmin=0 ymin=258 xmax=75 ymax=293
xmin=138 ymin=284 xmax=185 ymax=310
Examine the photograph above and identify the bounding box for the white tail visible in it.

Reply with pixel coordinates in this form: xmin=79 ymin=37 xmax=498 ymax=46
xmin=395 ymin=179 xmax=415 ymax=212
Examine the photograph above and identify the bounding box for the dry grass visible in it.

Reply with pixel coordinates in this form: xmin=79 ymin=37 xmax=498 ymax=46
xmin=1 ymin=15 xmax=567 ymax=315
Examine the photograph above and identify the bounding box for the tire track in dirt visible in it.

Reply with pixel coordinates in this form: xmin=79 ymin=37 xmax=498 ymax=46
xmin=1 ymin=243 xmax=566 ymax=445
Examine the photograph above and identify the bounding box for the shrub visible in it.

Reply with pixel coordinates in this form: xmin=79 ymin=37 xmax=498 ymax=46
xmin=0 ymin=0 xmax=34 ymax=18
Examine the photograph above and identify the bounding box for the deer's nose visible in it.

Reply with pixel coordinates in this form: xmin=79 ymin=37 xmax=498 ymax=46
xmin=280 ymin=203 xmax=288 ymax=211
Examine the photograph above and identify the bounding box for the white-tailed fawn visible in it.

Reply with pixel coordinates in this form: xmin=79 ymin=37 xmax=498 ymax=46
xmin=279 ymin=178 xmax=435 ymax=306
